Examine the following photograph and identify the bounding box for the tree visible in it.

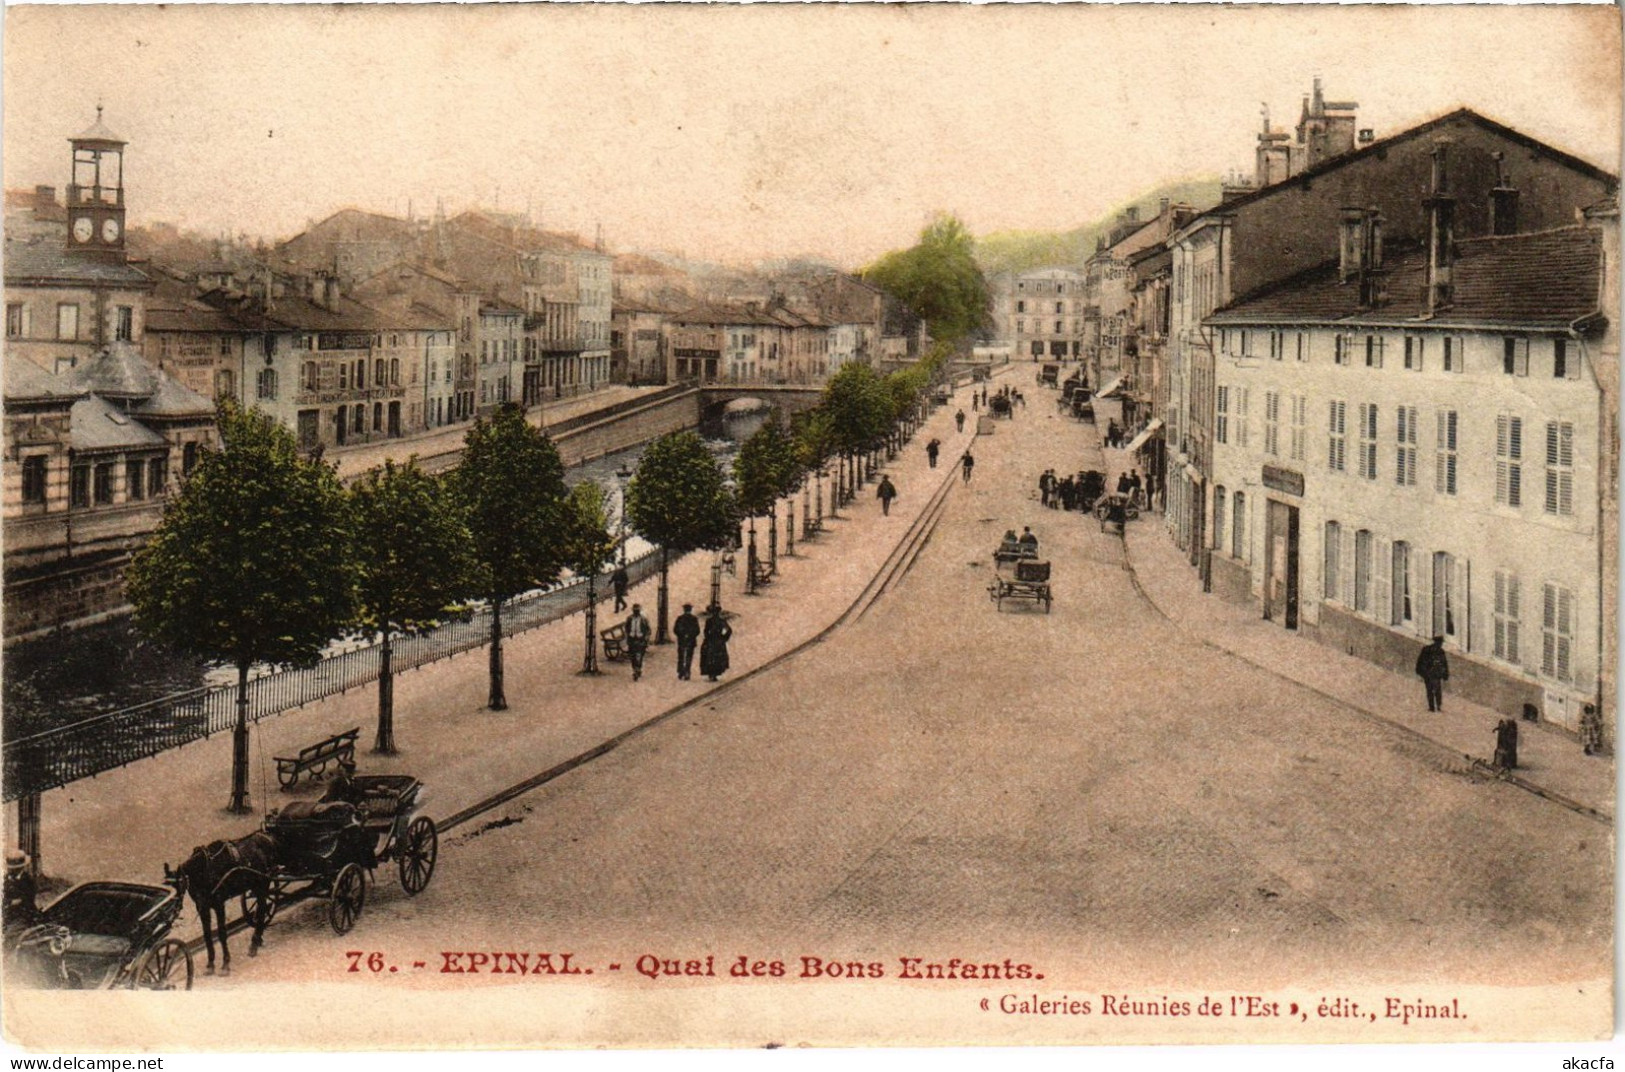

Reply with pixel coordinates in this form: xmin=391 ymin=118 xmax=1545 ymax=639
xmin=451 ymin=403 xmax=571 ymax=710
xmin=127 ymin=399 xmax=358 ymax=812
xmin=626 ymin=431 xmax=737 ymax=642
xmin=563 ymin=480 xmax=617 ymax=675
xmin=791 ymin=407 xmax=836 ymax=528
xmin=823 ymin=364 xmax=892 ymax=501
xmin=862 ymin=212 xmax=992 ymax=344
xmin=349 ymin=460 xmax=474 ymax=753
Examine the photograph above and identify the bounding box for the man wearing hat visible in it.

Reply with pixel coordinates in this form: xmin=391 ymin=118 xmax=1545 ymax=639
xmin=672 ymin=603 xmax=700 ymax=681
xmin=624 ymin=603 xmax=652 ymax=681
xmin=5 ymin=850 xmax=40 ymax=926
xmin=1416 ymin=636 xmax=1450 ymax=712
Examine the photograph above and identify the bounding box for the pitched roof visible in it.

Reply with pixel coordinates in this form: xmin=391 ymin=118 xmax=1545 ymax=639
xmin=132 ymin=367 xmax=214 ymax=419
xmin=4 ymin=238 xmax=152 ymax=287
xmin=70 ymin=345 xmax=161 ymax=399
xmin=1209 ymin=226 xmax=1604 ymax=329
xmin=71 ymin=394 xmax=167 ymax=452
xmin=4 ymin=359 xmax=84 ymax=404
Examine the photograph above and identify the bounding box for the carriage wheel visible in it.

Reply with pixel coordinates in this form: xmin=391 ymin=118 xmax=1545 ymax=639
xmin=240 ymin=886 xmax=277 ymax=928
xmin=398 ymin=817 xmax=438 ymax=895
xmin=1094 ymin=501 xmax=1110 ymax=521
xmin=130 ymin=939 xmax=193 ymax=991
xmin=328 ymin=864 xmax=367 ymax=935
xmin=1125 ymin=502 xmax=1141 ymax=521
xmin=1043 ymin=588 xmax=1053 ymax=613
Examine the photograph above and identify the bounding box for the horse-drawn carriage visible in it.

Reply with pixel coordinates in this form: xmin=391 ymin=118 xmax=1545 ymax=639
xmin=989 ymin=394 xmax=1013 ymax=419
xmin=1038 ymin=364 xmax=1060 ymax=387
xmin=1095 ymin=493 xmax=1140 ymax=534
xmin=989 ymin=559 xmax=1052 ymax=613
xmin=246 ymin=774 xmax=438 ymax=937
xmin=4 ymin=881 xmax=193 ymax=990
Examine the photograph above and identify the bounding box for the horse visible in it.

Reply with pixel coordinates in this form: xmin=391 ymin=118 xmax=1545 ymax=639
xmin=165 ymin=830 xmax=278 ymax=976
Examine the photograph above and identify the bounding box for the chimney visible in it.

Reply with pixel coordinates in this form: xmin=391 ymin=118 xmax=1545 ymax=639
xmin=1490 ymin=151 xmax=1520 ymax=236
xmin=1158 ymin=197 xmax=1170 ymax=219
xmin=1424 ymin=140 xmax=1456 ymax=313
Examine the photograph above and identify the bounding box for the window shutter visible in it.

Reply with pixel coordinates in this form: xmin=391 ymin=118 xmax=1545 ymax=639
xmin=1453 ymin=556 xmax=1470 ymax=648
xmin=1341 ymin=527 xmax=1357 ymax=606
xmin=1542 ymin=582 xmax=1557 ymax=677
xmin=1375 ymin=538 xmax=1392 ymax=624
xmin=1413 ymin=546 xmax=1431 ymax=638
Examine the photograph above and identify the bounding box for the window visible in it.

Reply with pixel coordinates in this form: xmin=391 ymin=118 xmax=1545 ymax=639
xmin=1334 ymin=335 xmax=1349 ymax=366
xmin=1269 ymin=330 xmax=1285 ymax=361
xmin=1295 ymin=333 xmax=1306 ymax=362
xmin=1494 ymin=570 xmax=1521 ymax=663
xmin=56 ymin=303 xmax=79 ymax=341
xmin=256 ymin=368 xmax=278 ymax=401
xmin=1357 ymin=403 xmax=1379 ymax=480
xmin=339 ymin=363 xmax=349 ymax=390
xmin=70 ymin=462 xmax=90 ymax=508
xmin=1432 ymin=552 xmax=1457 ymax=641
xmin=1232 ymin=490 xmax=1246 ymax=560
xmin=125 ymin=459 xmax=145 ymax=501
xmin=1017 ymin=319 xmax=1025 ymax=334
xmin=1545 ymin=420 xmax=1574 ymax=516
xmin=1354 ymin=530 xmax=1374 ymax=613
xmin=1327 ymin=401 xmax=1347 ymax=472
xmin=7 ymin=303 xmax=26 ymax=338
xmin=353 ymin=405 xmax=364 ymax=433
xmin=1324 ymin=521 xmax=1342 ymax=599
xmin=1264 ymin=391 xmax=1281 ymax=456
xmin=115 ymin=306 xmax=133 ymax=342
xmin=220 ymin=336 xmax=233 ymax=357
xmin=1502 ymin=337 xmax=1529 ymax=376
xmin=303 ymin=362 xmax=319 ymax=392
xmin=1215 ymin=386 xmax=1229 ymax=444
xmin=1495 ymin=414 xmax=1523 ymax=507
xmin=1404 ymin=335 xmax=1425 ymax=371
xmin=375 ymin=359 xmax=386 ymax=386
xmin=148 ymin=457 xmax=167 ymax=498
xmin=1364 ymin=335 xmax=1384 ymax=368
xmin=1435 ymin=409 xmax=1458 ymax=495
xmin=182 ymin=442 xmax=199 ymax=478
xmin=1290 ymin=394 xmax=1307 ymax=462
xmin=1541 ymin=582 xmax=1574 ymax=682
xmin=391 ymin=358 xmax=401 ymax=386
xmin=1442 ymin=336 xmax=1465 ymax=373
xmin=373 ymin=402 xmax=383 ymax=432
xmin=1055 ymin=301 xmax=1063 ymax=314
xmin=1054 ymin=320 xmax=1063 ymax=333
xmin=21 ymin=456 xmax=46 ymax=504
xmin=1553 ymin=339 xmax=1576 ymax=379
xmin=1395 ymin=405 xmax=1418 ymax=486
xmin=93 ymin=463 xmax=114 ymax=505
xmin=1235 ymin=388 xmax=1251 ymax=448
xmin=1016 ymin=301 xmax=1025 ymax=313
xmin=1213 ymin=486 xmax=1226 ymax=550
xmin=1392 ymin=541 xmax=1413 ymax=626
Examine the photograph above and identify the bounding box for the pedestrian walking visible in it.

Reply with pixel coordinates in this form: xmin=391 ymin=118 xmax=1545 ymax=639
xmin=673 ymin=603 xmax=700 ymax=681
xmin=700 ymin=607 xmax=732 ymax=682
xmin=926 ymin=438 xmax=941 ymax=468
xmin=1039 ymin=469 xmax=1054 ymax=508
xmin=1415 ymin=636 xmax=1449 ymax=711
xmin=876 ymin=475 xmax=898 ymax=516
xmin=955 ymin=409 xmax=966 ymax=433
xmin=1128 ymin=469 xmax=1143 ymax=506
xmin=1116 ymin=471 xmax=1132 ymax=496
xmin=4 ymin=850 xmax=39 ymax=926
xmin=611 ymin=564 xmax=629 ymax=613
xmin=971 ymin=394 xmax=979 ymax=413
xmin=961 ymin=451 xmax=975 ymax=484
xmin=624 ymin=603 xmax=652 ymax=681
xmin=1493 ymin=718 xmax=1520 ymax=770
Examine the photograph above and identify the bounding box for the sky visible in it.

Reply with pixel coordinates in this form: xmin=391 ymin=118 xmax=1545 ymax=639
xmin=3 ymin=3 xmax=1620 ymax=269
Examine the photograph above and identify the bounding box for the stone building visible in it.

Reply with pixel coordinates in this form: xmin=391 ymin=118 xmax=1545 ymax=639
xmin=994 ymin=267 xmax=1086 ymax=363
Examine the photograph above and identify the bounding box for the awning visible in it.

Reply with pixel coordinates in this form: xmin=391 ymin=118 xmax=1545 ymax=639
xmin=1124 ymin=418 xmax=1164 ymax=454
xmin=1096 ymin=376 xmax=1124 ymax=398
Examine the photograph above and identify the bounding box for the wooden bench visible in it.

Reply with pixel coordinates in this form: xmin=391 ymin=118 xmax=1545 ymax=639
xmin=600 ymin=623 xmax=629 ymax=662
xmin=275 ymin=727 xmax=359 ymax=790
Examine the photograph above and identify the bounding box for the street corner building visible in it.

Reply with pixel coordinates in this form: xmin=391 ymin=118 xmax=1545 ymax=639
xmin=1155 ymin=97 xmax=1618 ymax=752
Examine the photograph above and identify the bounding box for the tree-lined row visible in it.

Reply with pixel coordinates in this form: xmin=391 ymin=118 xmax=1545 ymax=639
xmin=127 ymin=351 xmax=947 ymax=812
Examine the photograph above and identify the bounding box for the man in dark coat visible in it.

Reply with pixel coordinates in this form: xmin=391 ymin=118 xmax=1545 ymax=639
xmin=955 ymin=409 xmax=966 ymax=433
xmin=926 ymin=439 xmax=940 ymax=468
xmin=700 ymin=608 xmax=733 ymax=682
xmin=1416 ymin=636 xmax=1449 ymax=711
xmin=611 ymin=564 xmax=629 ymax=613
xmin=625 ymin=603 xmax=652 ymax=681
xmin=673 ymin=603 xmax=700 ymax=681
xmin=961 ymin=451 xmax=975 ymax=484
xmin=4 ymin=851 xmax=40 ymax=928
xmin=876 ymin=475 xmax=898 ymax=516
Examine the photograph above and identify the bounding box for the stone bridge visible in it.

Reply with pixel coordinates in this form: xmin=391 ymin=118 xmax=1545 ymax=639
xmin=697 ymin=383 xmax=824 ymax=424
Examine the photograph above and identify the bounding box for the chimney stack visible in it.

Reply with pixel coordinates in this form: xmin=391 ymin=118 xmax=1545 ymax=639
xmin=1424 ymin=139 xmax=1456 ymax=313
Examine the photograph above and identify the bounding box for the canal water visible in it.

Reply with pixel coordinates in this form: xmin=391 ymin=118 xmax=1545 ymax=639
xmin=3 ymin=430 xmax=745 ymax=742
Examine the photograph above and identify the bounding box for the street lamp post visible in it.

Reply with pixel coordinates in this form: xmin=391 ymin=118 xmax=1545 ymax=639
xmin=615 ymin=463 xmax=633 ymax=570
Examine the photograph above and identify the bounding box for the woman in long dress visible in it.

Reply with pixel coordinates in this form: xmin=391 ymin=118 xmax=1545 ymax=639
xmin=699 ymin=609 xmax=732 ymax=682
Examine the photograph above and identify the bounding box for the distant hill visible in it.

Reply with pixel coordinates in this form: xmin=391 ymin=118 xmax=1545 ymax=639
xmin=974 ymin=177 xmax=1224 ymax=275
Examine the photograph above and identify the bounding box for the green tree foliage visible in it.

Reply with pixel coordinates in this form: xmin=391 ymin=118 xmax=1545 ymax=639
xmin=626 ymin=431 xmax=736 ymax=639
xmin=733 ymin=421 xmax=783 ymax=522
xmin=127 ymin=399 xmax=358 ymax=810
xmin=862 ymin=212 xmax=992 ymax=344
xmin=563 ymin=480 xmax=618 ymax=674
xmin=349 ymin=460 xmax=474 ymax=752
xmin=451 ymin=403 xmax=571 ymax=710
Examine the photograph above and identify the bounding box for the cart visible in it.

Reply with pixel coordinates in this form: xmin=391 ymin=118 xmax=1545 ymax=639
xmin=247 ymin=775 xmax=438 ymax=936
xmin=4 ymin=881 xmax=193 ymax=990
xmin=989 ymin=559 xmax=1052 ymax=612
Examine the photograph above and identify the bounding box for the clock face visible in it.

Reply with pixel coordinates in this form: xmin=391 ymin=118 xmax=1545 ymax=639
xmin=101 ymin=217 xmax=120 ymax=243
xmin=72 ymin=217 xmax=93 ymax=243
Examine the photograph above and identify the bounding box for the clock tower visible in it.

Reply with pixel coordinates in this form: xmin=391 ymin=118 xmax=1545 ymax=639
xmin=65 ymin=106 xmax=127 ymax=261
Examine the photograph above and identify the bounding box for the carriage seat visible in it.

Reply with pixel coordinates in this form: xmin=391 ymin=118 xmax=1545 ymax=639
xmin=62 ymin=933 xmax=132 ymax=958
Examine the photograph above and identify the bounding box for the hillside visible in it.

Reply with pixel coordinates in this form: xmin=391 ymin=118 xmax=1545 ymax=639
xmin=974 ymin=177 xmax=1224 ymax=275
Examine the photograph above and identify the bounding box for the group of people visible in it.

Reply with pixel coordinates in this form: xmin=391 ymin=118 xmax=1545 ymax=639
xmin=1038 ymin=468 xmax=1106 ymax=512
xmin=619 ymin=601 xmax=733 ymax=684
xmin=998 ymin=526 xmax=1040 ymax=557
xmin=971 ymin=384 xmax=1024 ymax=414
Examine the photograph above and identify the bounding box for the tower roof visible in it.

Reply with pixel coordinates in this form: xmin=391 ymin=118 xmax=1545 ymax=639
xmin=71 ymin=106 xmax=125 ymax=147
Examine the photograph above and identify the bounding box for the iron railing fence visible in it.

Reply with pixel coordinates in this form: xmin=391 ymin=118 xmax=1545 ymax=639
xmin=2 ymin=547 xmax=666 ymax=801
